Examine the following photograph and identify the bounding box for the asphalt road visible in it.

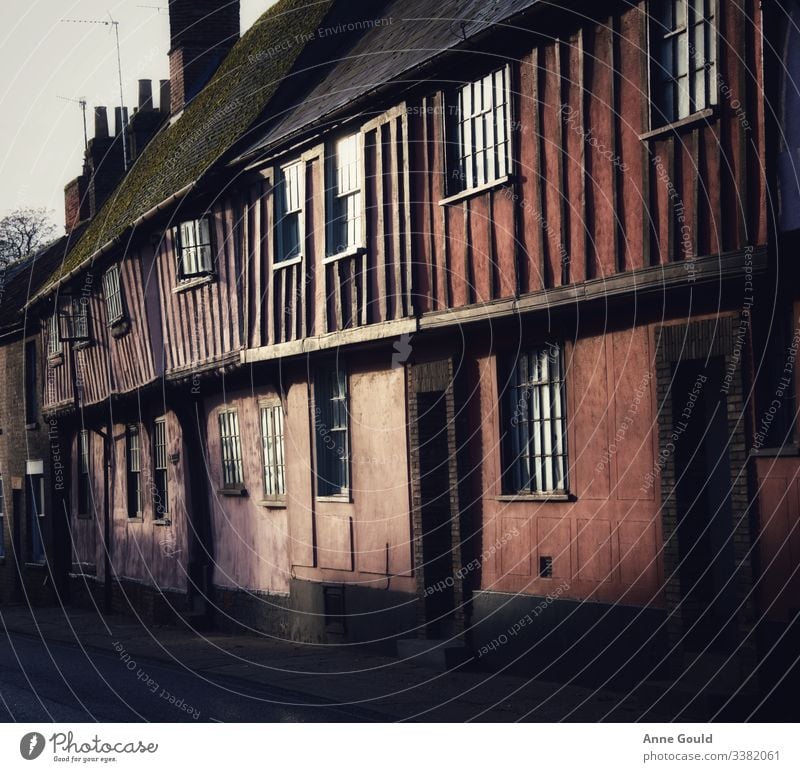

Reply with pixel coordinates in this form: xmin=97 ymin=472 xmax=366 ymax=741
xmin=0 ymin=632 xmax=377 ymax=722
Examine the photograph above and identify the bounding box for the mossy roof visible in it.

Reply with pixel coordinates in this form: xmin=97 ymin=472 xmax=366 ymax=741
xmin=47 ymin=0 xmax=334 ymax=289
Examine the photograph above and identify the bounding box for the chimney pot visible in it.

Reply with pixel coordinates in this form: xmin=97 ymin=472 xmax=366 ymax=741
xmin=138 ymin=79 xmax=154 ymax=110
xmin=94 ymin=106 xmax=109 ymax=139
xmin=159 ymin=79 xmax=171 ymax=114
xmin=114 ymin=106 xmax=129 ymax=136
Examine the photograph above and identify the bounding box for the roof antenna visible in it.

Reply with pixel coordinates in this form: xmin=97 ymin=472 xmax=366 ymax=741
xmin=60 ymin=16 xmax=129 ymax=171
xmin=57 ymin=95 xmax=89 ymax=151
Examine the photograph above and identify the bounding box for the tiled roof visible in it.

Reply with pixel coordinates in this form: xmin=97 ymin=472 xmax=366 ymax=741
xmin=45 ymin=0 xmax=336 ymax=290
xmin=0 ymin=226 xmax=86 ymax=332
xmin=238 ymin=0 xmax=540 ymax=160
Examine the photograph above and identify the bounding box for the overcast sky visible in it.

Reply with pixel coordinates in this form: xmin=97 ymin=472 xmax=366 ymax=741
xmin=0 ymin=0 xmax=269 ymax=229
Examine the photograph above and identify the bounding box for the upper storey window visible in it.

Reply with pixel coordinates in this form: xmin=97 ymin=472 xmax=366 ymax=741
xmin=175 ymin=217 xmax=214 ymax=279
xmin=649 ymin=0 xmax=717 ymax=126
xmin=103 ymin=264 xmax=125 ymax=324
xmin=446 ymin=67 xmax=511 ymax=195
xmin=275 ymin=161 xmax=303 ymax=263
xmin=326 ymin=134 xmax=363 ymax=257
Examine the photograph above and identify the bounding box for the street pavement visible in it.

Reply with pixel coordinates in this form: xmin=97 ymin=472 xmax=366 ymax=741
xmin=0 ymin=604 xmax=664 ymax=722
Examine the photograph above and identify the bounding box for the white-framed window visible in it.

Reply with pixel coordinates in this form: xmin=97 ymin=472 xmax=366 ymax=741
xmin=314 ymin=364 xmax=349 ymax=497
xmin=152 ymin=417 xmax=169 ymax=520
xmin=175 ymin=217 xmax=214 ymax=279
xmin=126 ymin=425 xmax=141 ymax=518
xmin=649 ymin=0 xmax=717 ymax=126
xmin=259 ymin=401 xmax=286 ymax=500
xmin=275 ymin=162 xmax=303 ymax=263
xmin=219 ymin=409 xmax=244 ymax=489
xmin=447 ymin=66 xmax=511 ymax=194
xmin=502 ymin=344 xmax=568 ymax=495
xmin=48 ymin=313 xmax=62 ymax=355
xmin=103 ymin=264 xmax=125 ymax=324
xmin=0 ymin=474 xmax=5 ymax=559
xmin=77 ymin=429 xmax=91 ymax=516
xmin=326 ymin=134 xmax=362 ymax=256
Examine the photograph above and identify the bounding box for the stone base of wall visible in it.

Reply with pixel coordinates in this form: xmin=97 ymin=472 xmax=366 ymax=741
xmin=0 ymin=562 xmax=60 ymax=607
xmin=213 ymin=579 xmax=418 ymax=651
xmin=68 ymin=574 xmax=187 ymax=627
xmin=470 ymin=591 xmax=669 ymax=688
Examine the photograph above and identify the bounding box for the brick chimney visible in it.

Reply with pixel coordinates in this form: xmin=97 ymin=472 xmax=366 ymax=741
xmin=168 ymin=0 xmax=240 ymax=116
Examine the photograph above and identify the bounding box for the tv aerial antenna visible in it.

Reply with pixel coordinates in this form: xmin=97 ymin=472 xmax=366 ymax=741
xmin=57 ymin=95 xmax=89 ymax=151
xmin=60 ymin=15 xmax=129 ymax=170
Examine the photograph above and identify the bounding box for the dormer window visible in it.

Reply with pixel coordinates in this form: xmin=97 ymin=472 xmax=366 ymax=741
xmin=649 ymin=0 xmax=717 ymax=126
xmin=102 ymin=264 xmax=125 ymax=324
xmin=326 ymin=134 xmax=363 ymax=257
xmin=275 ymin=161 xmax=303 ymax=263
xmin=175 ymin=217 xmax=214 ymax=279
xmin=445 ymin=67 xmax=511 ymax=195
xmin=57 ymin=295 xmax=90 ymax=344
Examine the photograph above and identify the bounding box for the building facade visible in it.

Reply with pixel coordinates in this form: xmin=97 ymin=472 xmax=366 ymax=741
xmin=14 ymin=0 xmax=797 ymax=701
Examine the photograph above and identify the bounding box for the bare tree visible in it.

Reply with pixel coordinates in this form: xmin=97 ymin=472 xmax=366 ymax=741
xmin=0 ymin=208 xmax=58 ymax=268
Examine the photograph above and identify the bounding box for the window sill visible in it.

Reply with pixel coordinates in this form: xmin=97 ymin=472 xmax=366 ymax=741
xmin=25 ymin=422 xmax=39 ymax=431
xmin=750 ymin=446 xmax=800 ymax=458
xmin=109 ymin=318 xmax=130 ymax=339
xmin=258 ymin=499 xmax=287 ymax=509
xmin=218 ymin=487 xmax=248 ymax=497
xmin=25 ymin=562 xmax=47 ymax=569
xmin=439 ymin=175 xmax=513 ymax=207
xmin=72 ymin=340 xmax=92 ymax=352
xmin=323 ymin=246 xmax=366 ymax=265
xmin=48 ymin=352 xmax=64 ymax=367
xmin=173 ymin=274 xmax=216 ymax=294
xmin=273 ymin=254 xmax=303 ymax=270
xmin=154 ymin=518 xmax=172 ymax=526
xmin=126 ymin=516 xmax=144 ymax=523
xmin=639 ymin=107 xmax=716 ymax=141
xmin=316 ymin=494 xmax=351 ymax=504
xmin=495 ymin=492 xmax=571 ymax=503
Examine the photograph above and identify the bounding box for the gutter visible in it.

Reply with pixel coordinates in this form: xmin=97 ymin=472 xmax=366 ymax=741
xmin=25 ymin=179 xmax=200 ymax=309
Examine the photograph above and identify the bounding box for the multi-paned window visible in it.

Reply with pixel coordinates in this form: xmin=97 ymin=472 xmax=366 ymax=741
xmin=28 ymin=472 xmax=45 ymax=563
xmin=219 ymin=410 xmax=244 ymax=489
xmin=259 ymin=402 xmax=286 ymax=500
xmin=502 ymin=344 xmax=568 ymax=495
xmin=275 ymin=162 xmax=303 ymax=263
xmin=103 ymin=264 xmax=125 ymax=324
xmin=447 ymin=67 xmax=511 ymax=195
xmin=25 ymin=340 xmax=37 ymax=425
xmin=77 ymin=429 xmax=91 ymax=516
xmin=152 ymin=417 xmax=169 ymax=520
xmin=176 ymin=217 xmax=214 ymax=279
xmin=314 ymin=364 xmax=349 ymax=496
xmin=649 ymin=0 xmax=717 ymax=126
xmin=326 ymin=134 xmax=362 ymax=256
xmin=126 ymin=425 xmax=141 ymax=518
xmin=48 ymin=313 xmax=62 ymax=355
xmin=0 ymin=474 xmax=5 ymax=559
xmin=57 ymin=295 xmax=89 ymax=343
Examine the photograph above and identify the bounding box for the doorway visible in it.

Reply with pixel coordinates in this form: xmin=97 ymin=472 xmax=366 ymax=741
xmin=671 ymin=358 xmax=737 ymax=653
